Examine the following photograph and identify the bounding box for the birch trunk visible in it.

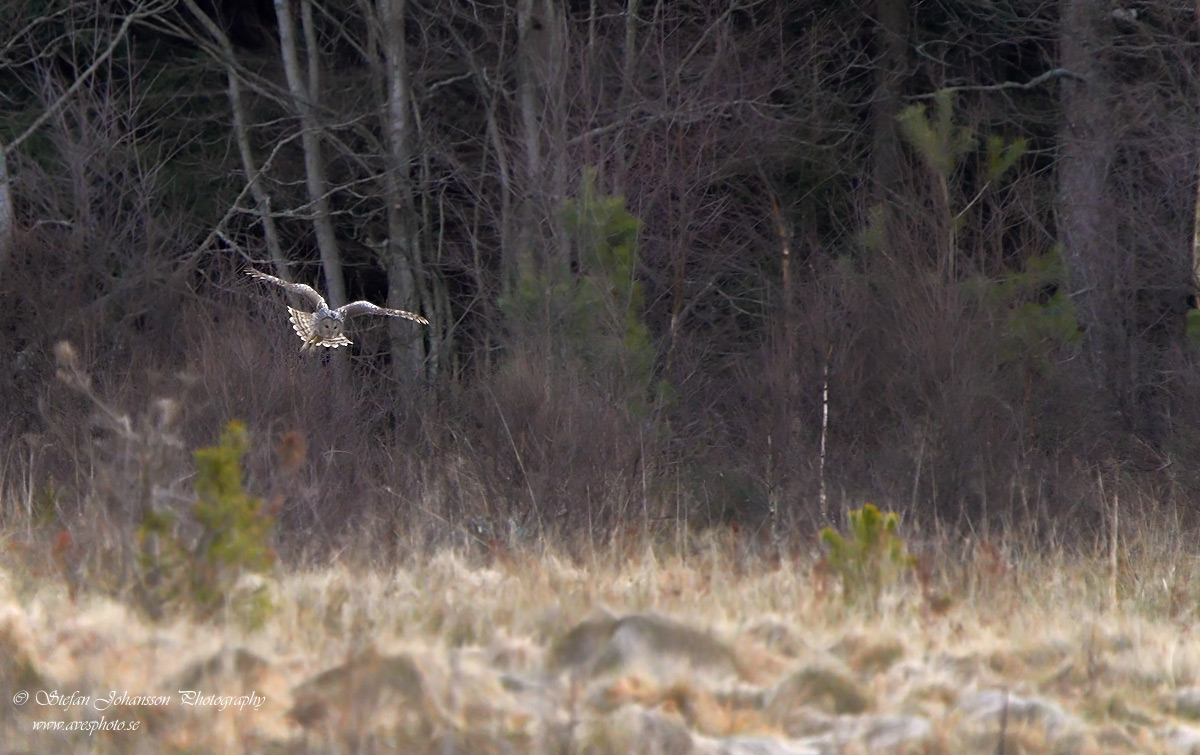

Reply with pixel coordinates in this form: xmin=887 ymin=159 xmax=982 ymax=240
xmin=273 ymin=0 xmax=346 ymax=306
xmin=182 ymin=0 xmax=290 ymax=280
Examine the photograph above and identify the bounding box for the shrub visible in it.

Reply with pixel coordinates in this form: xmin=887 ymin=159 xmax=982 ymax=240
xmin=986 ymin=246 xmax=1081 ymax=365
xmin=819 ymin=503 xmax=915 ymax=606
xmin=138 ymin=420 xmax=275 ymax=627
xmin=500 ymin=168 xmax=660 ymax=412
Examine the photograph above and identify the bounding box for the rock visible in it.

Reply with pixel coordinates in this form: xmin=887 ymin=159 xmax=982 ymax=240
xmin=857 ymin=714 xmax=933 ymax=750
xmin=287 ymin=649 xmax=433 ymax=736
xmin=575 ymin=704 xmax=697 ymax=754
xmin=765 ymin=663 xmax=872 ymax=725
xmin=744 ymin=619 xmax=805 ymax=658
xmin=550 ymin=613 xmax=740 ymax=681
xmin=1163 ymin=724 xmax=1200 ymax=754
xmin=789 ymin=714 xmax=932 ymax=753
xmin=175 ymin=647 xmax=268 ymax=690
xmin=0 ymin=604 xmax=42 ymax=690
xmin=957 ymin=688 xmax=1083 ymax=746
xmin=1175 ymin=687 xmax=1200 ymax=720
xmin=695 ymin=735 xmax=821 ymax=755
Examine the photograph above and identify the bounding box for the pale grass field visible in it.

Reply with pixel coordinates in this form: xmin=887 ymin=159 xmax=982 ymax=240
xmin=2 ymin=520 xmax=1200 ymax=754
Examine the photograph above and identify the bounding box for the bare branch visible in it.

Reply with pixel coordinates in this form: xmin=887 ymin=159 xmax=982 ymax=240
xmin=912 ymin=68 xmax=1086 ymax=99
xmin=3 ymin=1 xmax=176 ymax=156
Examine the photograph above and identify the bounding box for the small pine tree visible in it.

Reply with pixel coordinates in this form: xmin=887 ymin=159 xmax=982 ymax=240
xmin=819 ymin=504 xmax=916 ymax=607
xmin=500 ymin=168 xmax=663 ymax=411
xmin=982 ymin=246 xmax=1081 ymax=368
xmin=138 ymin=420 xmax=275 ymax=627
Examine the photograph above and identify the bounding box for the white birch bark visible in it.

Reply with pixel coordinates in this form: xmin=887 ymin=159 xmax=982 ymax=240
xmin=273 ymin=0 xmax=346 ymax=306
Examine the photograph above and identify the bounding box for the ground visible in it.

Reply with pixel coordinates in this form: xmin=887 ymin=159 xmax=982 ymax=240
xmin=2 ymin=531 xmax=1199 ymax=753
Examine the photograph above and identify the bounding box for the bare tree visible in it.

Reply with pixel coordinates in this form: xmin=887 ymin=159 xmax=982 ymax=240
xmin=0 ymin=149 xmax=11 ymax=281
xmin=180 ymin=0 xmax=291 ymax=282
xmin=1056 ymin=0 xmax=1117 ymax=379
xmin=1056 ymin=0 xmax=1199 ymax=448
xmin=361 ymin=0 xmax=428 ymax=380
xmin=869 ymin=0 xmax=910 ymax=260
xmin=514 ymin=0 xmax=568 ymax=287
xmin=0 ymin=1 xmax=172 ymax=287
xmin=273 ymin=0 xmax=346 ymax=307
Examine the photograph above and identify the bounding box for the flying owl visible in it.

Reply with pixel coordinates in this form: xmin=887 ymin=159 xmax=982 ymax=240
xmin=246 ymin=268 xmax=428 ymax=352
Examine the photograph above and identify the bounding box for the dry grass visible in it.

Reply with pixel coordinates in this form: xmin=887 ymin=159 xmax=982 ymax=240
xmin=2 ymin=514 xmax=1200 ymax=754
xmin=3 ymin=335 xmax=1198 ymax=752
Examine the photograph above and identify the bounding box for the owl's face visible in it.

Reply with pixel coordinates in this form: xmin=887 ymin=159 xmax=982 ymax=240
xmin=315 ymin=314 xmax=344 ymax=339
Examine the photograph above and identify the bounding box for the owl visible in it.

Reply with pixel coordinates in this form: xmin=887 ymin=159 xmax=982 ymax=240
xmin=246 ymin=268 xmax=428 ymax=352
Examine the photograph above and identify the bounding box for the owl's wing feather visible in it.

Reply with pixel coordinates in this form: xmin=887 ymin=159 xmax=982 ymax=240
xmin=338 ymin=300 xmax=429 ymax=325
xmin=288 ymin=307 xmax=352 ymax=350
xmin=287 ymin=306 xmax=315 ymax=342
xmin=246 ymin=269 xmax=328 ymax=309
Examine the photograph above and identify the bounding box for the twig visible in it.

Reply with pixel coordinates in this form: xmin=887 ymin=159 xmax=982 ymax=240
xmin=486 ymin=386 xmax=539 ymax=520
xmin=4 ymin=3 xmax=172 ymax=156
xmin=912 ymin=68 xmax=1085 ymax=100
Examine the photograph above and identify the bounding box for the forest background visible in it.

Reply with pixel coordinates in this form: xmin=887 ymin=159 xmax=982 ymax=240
xmin=3 ymin=0 xmax=1200 ymax=567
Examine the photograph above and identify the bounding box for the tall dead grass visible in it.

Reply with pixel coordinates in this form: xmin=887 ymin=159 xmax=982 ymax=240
xmin=1 ymin=489 xmax=1198 ymax=752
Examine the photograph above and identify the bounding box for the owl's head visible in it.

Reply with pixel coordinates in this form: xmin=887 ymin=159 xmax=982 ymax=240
xmin=315 ymin=313 xmax=344 ymax=339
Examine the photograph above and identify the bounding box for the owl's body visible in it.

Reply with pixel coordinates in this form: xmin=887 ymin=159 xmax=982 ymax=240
xmin=287 ymin=305 xmax=352 ymax=350
xmin=246 ymin=268 xmax=428 ymax=352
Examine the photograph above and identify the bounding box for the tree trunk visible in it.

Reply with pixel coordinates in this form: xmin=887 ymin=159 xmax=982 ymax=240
xmin=871 ymin=0 xmax=909 ymax=257
xmin=1056 ymin=0 xmax=1197 ymax=451
xmin=182 ymin=0 xmax=290 ymax=280
xmin=0 ymin=149 xmax=11 ymax=286
xmin=378 ymin=0 xmax=428 ymax=382
xmin=613 ymin=0 xmax=641 ymax=194
xmin=1056 ymin=0 xmax=1115 ymax=369
xmin=1192 ymin=0 xmax=1200 ymax=311
xmin=515 ymin=0 xmax=567 ymax=285
xmin=273 ymin=0 xmax=345 ymax=306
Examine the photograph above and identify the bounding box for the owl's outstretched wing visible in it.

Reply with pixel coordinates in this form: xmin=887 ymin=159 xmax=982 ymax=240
xmin=246 ymin=269 xmax=328 ymax=310
xmin=337 ymin=300 xmax=429 ymax=325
